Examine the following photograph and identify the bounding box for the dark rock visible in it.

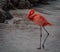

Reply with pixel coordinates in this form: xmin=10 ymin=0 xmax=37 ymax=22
xmin=0 ymin=9 xmax=6 ymax=23
xmin=10 ymin=0 xmax=21 ymax=8
xmin=17 ymin=0 xmax=32 ymax=9
xmin=28 ymin=0 xmax=39 ymax=4
xmin=2 ymin=0 xmax=16 ymax=11
xmin=0 ymin=0 xmax=50 ymax=9
xmin=38 ymin=0 xmax=49 ymax=4
xmin=0 ymin=8 xmax=13 ymax=23
xmin=5 ymin=11 xmax=13 ymax=20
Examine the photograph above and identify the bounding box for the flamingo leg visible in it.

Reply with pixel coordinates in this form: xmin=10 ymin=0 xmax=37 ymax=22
xmin=42 ymin=27 xmax=49 ymax=49
xmin=37 ymin=26 xmax=42 ymax=49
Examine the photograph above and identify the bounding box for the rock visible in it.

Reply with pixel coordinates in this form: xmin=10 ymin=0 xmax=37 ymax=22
xmin=0 ymin=9 xmax=6 ymax=23
xmin=0 ymin=0 xmax=50 ymax=9
xmin=5 ymin=11 xmax=13 ymax=20
xmin=0 ymin=8 xmax=13 ymax=23
xmin=10 ymin=0 xmax=20 ymax=8
xmin=2 ymin=0 xmax=16 ymax=11
xmin=38 ymin=0 xmax=49 ymax=4
xmin=28 ymin=0 xmax=39 ymax=4
xmin=17 ymin=0 xmax=32 ymax=9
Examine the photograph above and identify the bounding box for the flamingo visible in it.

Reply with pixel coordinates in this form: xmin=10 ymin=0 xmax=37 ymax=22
xmin=27 ymin=9 xmax=52 ymax=49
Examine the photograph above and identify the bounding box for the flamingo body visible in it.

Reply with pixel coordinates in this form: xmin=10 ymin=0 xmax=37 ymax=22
xmin=27 ymin=9 xmax=52 ymax=26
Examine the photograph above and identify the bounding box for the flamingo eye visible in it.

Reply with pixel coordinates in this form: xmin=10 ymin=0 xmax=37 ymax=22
xmin=30 ymin=11 xmax=34 ymax=14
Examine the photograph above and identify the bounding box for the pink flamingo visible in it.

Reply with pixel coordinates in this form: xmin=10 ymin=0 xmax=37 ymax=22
xmin=27 ymin=9 xmax=52 ymax=49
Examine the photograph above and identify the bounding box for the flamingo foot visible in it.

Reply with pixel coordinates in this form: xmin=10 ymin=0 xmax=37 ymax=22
xmin=37 ymin=47 xmax=41 ymax=50
xmin=42 ymin=44 xmax=45 ymax=49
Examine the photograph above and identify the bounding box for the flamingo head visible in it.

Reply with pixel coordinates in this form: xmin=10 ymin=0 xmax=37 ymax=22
xmin=27 ymin=9 xmax=35 ymax=20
